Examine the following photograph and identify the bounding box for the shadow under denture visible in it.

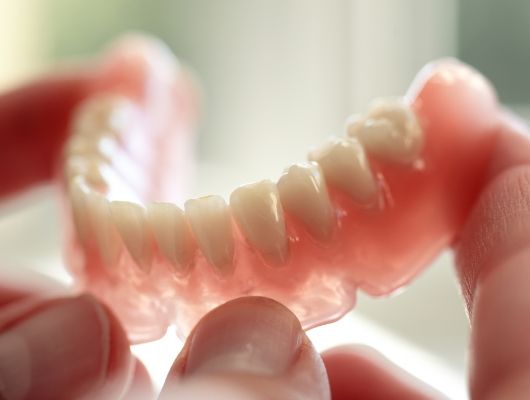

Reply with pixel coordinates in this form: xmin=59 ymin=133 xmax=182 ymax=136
xmin=59 ymin=41 xmax=506 ymax=344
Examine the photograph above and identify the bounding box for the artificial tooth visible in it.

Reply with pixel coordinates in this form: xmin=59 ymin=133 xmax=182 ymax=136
xmin=72 ymin=94 xmax=136 ymax=137
xmin=185 ymin=196 xmax=234 ymax=275
xmin=308 ymin=136 xmax=377 ymax=204
xmin=230 ymin=180 xmax=288 ymax=266
xmin=68 ymin=176 xmax=91 ymax=246
xmin=65 ymin=155 xmax=107 ymax=190
xmin=277 ymin=162 xmax=335 ymax=241
xmin=110 ymin=201 xmax=152 ymax=273
xmin=147 ymin=202 xmax=195 ymax=272
xmin=86 ymin=191 xmax=120 ymax=268
xmin=347 ymin=99 xmax=423 ymax=164
xmin=66 ymin=134 xmax=119 ymax=161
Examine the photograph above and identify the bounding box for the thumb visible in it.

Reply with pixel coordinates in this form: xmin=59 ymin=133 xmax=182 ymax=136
xmin=159 ymin=297 xmax=330 ymax=400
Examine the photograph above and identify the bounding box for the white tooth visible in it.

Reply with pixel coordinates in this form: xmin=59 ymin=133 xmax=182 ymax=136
xmin=65 ymin=155 xmax=107 ymax=190
xmin=147 ymin=202 xmax=195 ymax=272
xmin=73 ymin=95 xmax=136 ymax=137
xmin=347 ymin=99 xmax=423 ymax=164
xmin=110 ymin=201 xmax=152 ymax=273
xmin=185 ymin=196 xmax=234 ymax=275
xmin=344 ymin=113 xmax=365 ymax=134
xmin=308 ymin=136 xmax=377 ymax=204
xmin=230 ymin=180 xmax=288 ymax=266
xmin=277 ymin=162 xmax=335 ymax=241
xmin=86 ymin=191 xmax=120 ymax=268
xmin=68 ymin=176 xmax=91 ymax=246
xmin=65 ymin=134 xmax=119 ymax=161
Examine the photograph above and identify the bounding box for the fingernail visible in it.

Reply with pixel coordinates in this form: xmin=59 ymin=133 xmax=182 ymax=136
xmin=0 ymin=295 xmax=110 ymax=400
xmin=185 ymin=297 xmax=302 ymax=376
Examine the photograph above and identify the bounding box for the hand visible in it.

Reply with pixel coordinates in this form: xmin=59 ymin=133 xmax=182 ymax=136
xmin=2 ymin=64 xmax=530 ymax=400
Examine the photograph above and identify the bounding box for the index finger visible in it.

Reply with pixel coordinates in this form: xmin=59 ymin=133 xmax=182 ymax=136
xmin=455 ymin=112 xmax=530 ymax=398
xmin=0 ymin=268 xmax=67 ymax=307
xmin=0 ymin=73 xmax=91 ymax=198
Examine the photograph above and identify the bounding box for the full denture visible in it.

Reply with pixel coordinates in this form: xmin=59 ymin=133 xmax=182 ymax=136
xmin=58 ymin=36 xmax=505 ymax=343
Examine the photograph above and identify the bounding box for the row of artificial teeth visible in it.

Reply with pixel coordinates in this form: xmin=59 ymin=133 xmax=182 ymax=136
xmin=64 ymin=95 xmax=423 ymax=276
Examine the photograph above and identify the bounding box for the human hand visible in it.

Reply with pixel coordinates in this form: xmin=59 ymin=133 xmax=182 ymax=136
xmin=2 ymin=59 xmax=530 ymax=400
xmin=159 ymin=112 xmax=530 ymax=399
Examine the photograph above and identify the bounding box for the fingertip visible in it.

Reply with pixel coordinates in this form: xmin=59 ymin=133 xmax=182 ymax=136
xmin=486 ymin=110 xmax=530 ymax=181
xmin=322 ymin=345 xmax=442 ymax=400
xmin=454 ymin=112 xmax=530 ymax=398
xmin=161 ymin=297 xmax=330 ymax=400
xmin=456 ymin=112 xmax=530 ymax=312
xmin=121 ymin=358 xmax=155 ymax=400
xmin=93 ymin=296 xmax=134 ymax=399
xmin=0 ymin=294 xmax=132 ymax=400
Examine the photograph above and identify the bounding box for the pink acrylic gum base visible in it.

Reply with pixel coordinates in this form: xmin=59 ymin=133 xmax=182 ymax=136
xmin=61 ymin=43 xmax=503 ymax=343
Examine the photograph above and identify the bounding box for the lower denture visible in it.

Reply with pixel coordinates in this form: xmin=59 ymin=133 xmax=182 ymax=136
xmin=60 ymin=38 xmax=505 ymax=343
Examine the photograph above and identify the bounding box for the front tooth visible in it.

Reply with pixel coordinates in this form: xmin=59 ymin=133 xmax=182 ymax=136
xmin=86 ymin=191 xmax=120 ymax=268
xmin=73 ymin=95 xmax=135 ymax=137
xmin=347 ymin=99 xmax=423 ymax=164
xmin=308 ymin=136 xmax=377 ymax=204
xmin=147 ymin=202 xmax=195 ymax=273
xmin=185 ymin=196 xmax=234 ymax=275
xmin=110 ymin=201 xmax=152 ymax=273
xmin=230 ymin=180 xmax=288 ymax=266
xmin=277 ymin=163 xmax=335 ymax=241
xmin=65 ymin=155 xmax=107 ymax=190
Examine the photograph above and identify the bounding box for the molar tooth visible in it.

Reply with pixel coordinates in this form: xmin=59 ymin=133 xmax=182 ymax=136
xmin=309 ymin=136 xmax=377 ymax=204
xmin=277 ymin=163 xmax=335 ymax=241
xmin=86 ymin=191 xmax=120 ymax=268
xmin=147 ymin=202 xmax=195 ymax=273
xmin=65 ymin=156 xmax=107 ymax=190
xmin=73 ymin=95 xmax=136 ymax=137
xmin=230 ymin=180 xmax=288 ymax=266
xmin=66 ymin=134 xmax=119 ymax=161
xmin=185 ymin=196 xmax=234 ymax=275
xmin=110 ymin=201 xmax=152 ymax=273
xmin=344 ymin=113 xmax=365 ymax=134
xmin=347 ymin=99 xmax=423 ymax=164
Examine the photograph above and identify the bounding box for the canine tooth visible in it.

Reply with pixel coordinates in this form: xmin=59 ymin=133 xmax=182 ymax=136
xmin=147 ymin=202 xmax=195 ymax=272
xmin=73 ymin=95 xmax=135 ymax=137
xmin=185 ymin=196 xmax=234 ymax=275
xmin=230 ymin=180 xmax=288 ymax=266
xmin=347 ymin=99 xmax=423 ymax=164
xmin=86 ymin=191 xmax=120 ymax=268
xmin=110 ymin=201 xmax=152 ymax=273
xmin=278 ymin=163 xmax=335 ymax=241
xmin=68 ymin=177 xmax=91 ymax=246
xmin=309 ymin=136 xmax=377 ymax=204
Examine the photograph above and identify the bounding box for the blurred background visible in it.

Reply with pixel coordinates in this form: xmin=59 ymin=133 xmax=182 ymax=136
xmin=0 ymin=1 xmax=528 ymax=398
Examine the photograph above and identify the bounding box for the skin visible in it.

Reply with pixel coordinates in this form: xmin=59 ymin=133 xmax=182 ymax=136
xmin=2 ymin=60 xmax=530 ymax=399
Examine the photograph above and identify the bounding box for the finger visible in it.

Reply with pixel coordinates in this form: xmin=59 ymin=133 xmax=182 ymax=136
xmin=159 ymin=297 xmax=330 ymax=400
xmin=121 ymin=358 xmax=155 ymax=400
xmin=455 ymin=115 xmax=530 ymax=398
xmin=0 ymin=73 xmax=91 ymax=198
xmin=0 ymin=294 xmax=132 ymax=400
xmin=322 ymin=345 xmax=445 ymax=400
xmin=0 ymin=268 xmax=67 ymax=307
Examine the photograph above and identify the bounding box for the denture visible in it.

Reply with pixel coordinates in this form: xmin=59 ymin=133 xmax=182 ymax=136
xmin=59 ymin=36 xmax=503 ymax=342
